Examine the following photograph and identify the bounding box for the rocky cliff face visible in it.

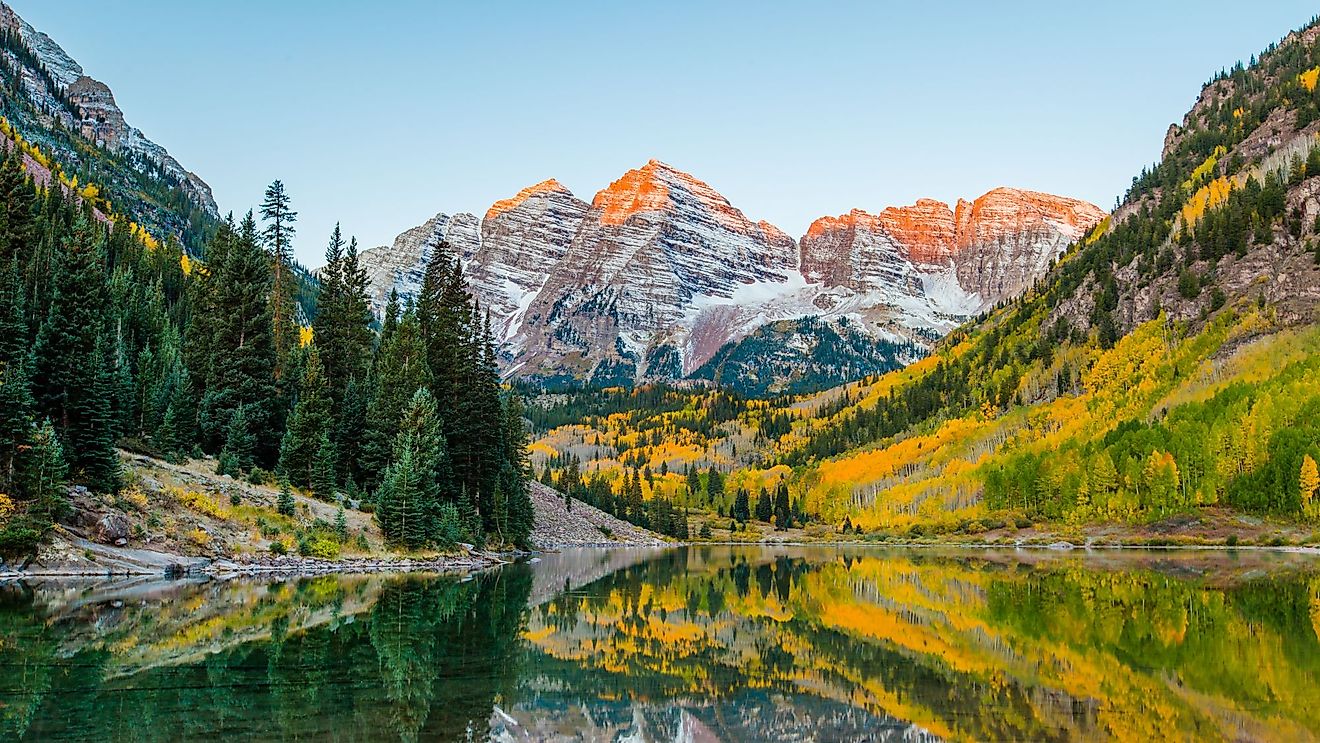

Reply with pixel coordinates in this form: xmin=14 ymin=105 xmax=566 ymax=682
xmin=509 ymin=160 xmax=799 ymax=383
xmin=357 ymin=163 xmax=1105 ymax=393
xmin=0 ymin=2 xmax=218 ymax=242
xmin=801 ymin=189 xmax=1106 ymax=307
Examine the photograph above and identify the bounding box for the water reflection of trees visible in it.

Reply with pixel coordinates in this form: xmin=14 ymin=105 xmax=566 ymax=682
xmin=515 ymin=548 xmax=1320 ymax=742
xmin=0 ymin=570 xmax=533 ymax=741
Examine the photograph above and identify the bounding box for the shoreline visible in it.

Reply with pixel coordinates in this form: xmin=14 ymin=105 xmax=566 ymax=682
xmin=1 ymin=549 xmax=511 ymax=581
xmin=9 ymin=538 xmax=1319 ymax=582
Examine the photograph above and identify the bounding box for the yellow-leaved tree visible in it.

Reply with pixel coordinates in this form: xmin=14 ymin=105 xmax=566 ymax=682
xmin=1301 ymin=454 xmax=1319 ymax=519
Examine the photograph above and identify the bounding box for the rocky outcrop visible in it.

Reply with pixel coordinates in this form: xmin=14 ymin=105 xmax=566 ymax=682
xmin=527 ymin=481 xmax=667 ymax=549
xmin=355 ymin=162 xmax=1105 ymax=392
xmin=0 ymin=3 xmax=218 ymax=224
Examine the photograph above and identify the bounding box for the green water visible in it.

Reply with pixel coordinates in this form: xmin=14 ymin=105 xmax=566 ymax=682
xmin=1 ymin=547 xmax=1319 ymax=742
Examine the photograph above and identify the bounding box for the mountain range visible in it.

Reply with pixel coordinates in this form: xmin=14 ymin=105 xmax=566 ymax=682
xmin=0 ymin=0 xmax=1108 ymax=396
xmin=357 ymin=162 xmax=1104 ymax=393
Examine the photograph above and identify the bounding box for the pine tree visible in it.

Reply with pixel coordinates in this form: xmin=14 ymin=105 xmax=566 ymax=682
xmin=277 ymin=477 xmax=295 ymax=517
xmin=733 ymin=487 xmax=750 ymax=523
xmin=311 ymin=431 xmax=338 ymax=501
xmin=278 ymin=344 xmax=331 ymax=486
xmin=754 ymin=487 xmax=773 ymax=522
xmin=774 ymin=481 xmax=792 ymax=530
xmin=259 ymin=180 xmax=298 ymax=374
xmin=375 ymin=388 xmax=447 ymax=549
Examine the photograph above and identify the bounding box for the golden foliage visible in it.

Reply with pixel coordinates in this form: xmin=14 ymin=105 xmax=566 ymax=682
xmin=186 ymin=527 xmax=212 ymax=546
xmin=298 ymin=325 xmax=314 ymax=347
xmin=1303 ymin=455 xmax=1319 ymax=518
xmin=1301 ymin=66 xmax=1320 ymax=92
xmin=1181 ymin=176 xmax=1232 ymax=226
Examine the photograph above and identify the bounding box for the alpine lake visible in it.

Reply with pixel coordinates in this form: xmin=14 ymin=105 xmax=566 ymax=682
xmin=2 ymin=546 xmax=1318 ymax=742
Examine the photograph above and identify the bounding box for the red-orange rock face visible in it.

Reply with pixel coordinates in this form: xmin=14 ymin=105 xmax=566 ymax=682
xmin=801 ymin=188 xmax=1105 ymax=303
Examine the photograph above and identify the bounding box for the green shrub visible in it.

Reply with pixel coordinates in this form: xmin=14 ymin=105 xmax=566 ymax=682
xmin=301 ymin=535 xmax=340 ymax=559
xmin=269 ymin=541 xmax=287 ymax=556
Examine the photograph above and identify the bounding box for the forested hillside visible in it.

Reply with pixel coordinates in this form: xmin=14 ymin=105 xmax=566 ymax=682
xmin=0 ymin=131 xmax=535 ymax=559
xmin=531 ymin=17 xmax=1320 ymax=538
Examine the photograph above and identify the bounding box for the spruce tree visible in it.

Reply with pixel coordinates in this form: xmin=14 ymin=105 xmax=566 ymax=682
xmin=199 ymin=213 xmax=279 ymax=463
xmin=259 ymin=180 xmax=298 ymax=374
xmin=733 ymin=487 xmax=750 ymax=523
xmin=277 ymin=477 xmax=295 ymax=517
xmin=362 ymin=310 xmax=431 ymax=489
xmin=755 ymin=487 xmax=773 ymax=522
xmin=334 ymin=504 xmax=348 ymax=542
xmin=21 ymin=419 xmax=68 ymax=521
xmin=374 ymin=388 xmax=447 ymax=549
xmin=313 ymin=227 xmax=373 ymax=408
xmin=278 ymin=344 xmax=331 ymax=486
xmin=218 ymin=405 xmax=255 ymax=476
xmin=311 ymin=431 xmax=337 ymax=501
xmin=0 ymin=257 xmax=33 ymax=491
xmin=774 ymin=481 xmax=792 ymax=530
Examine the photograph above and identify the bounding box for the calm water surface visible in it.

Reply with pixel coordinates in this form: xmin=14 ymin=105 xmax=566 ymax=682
xmin=1 ymin=546 xmax=1318 ymax=742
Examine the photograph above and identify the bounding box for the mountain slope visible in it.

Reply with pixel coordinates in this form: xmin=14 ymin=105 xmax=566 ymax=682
xmin=359 ymin=164 xmax=1103 ymax=393
xmin=0 ymin=1 xmax=218 ymax=250
xmin=527 ymin=15 xmax=1320 ymax=536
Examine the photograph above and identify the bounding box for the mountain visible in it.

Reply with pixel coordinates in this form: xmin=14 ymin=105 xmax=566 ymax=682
xmin=529 ymin=16 xmax=1320 ymax=536
xmin=358 ymin=162 xmax=1103 ymax=393
xmin=0 ymin=1 xmax=217 ymax=249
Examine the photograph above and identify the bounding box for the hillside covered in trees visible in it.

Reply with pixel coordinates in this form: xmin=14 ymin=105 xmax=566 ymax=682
xmin=530 ymin=17 xmax=1320 ymax=540
xmin=0 ymin=119 xmax=535 ymax=560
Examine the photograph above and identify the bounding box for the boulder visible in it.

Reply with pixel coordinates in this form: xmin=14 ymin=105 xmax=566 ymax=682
xmin=92 ymin=513 xmax=132 ymax=545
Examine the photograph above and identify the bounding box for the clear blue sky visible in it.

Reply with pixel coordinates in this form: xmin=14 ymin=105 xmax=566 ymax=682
xmin=14 ymin=1 xmax=1319 ymax=265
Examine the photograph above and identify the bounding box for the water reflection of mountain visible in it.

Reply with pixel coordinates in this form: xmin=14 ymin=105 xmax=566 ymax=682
xmin=505 ymin=547 xmax=1320 ymax=742
xmin=0 ymin=548 xmax=1317 ymax=742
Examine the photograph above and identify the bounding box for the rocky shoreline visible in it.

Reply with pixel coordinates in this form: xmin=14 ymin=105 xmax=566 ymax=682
xmin=0 ymin=532 xmax=510 ymax=581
